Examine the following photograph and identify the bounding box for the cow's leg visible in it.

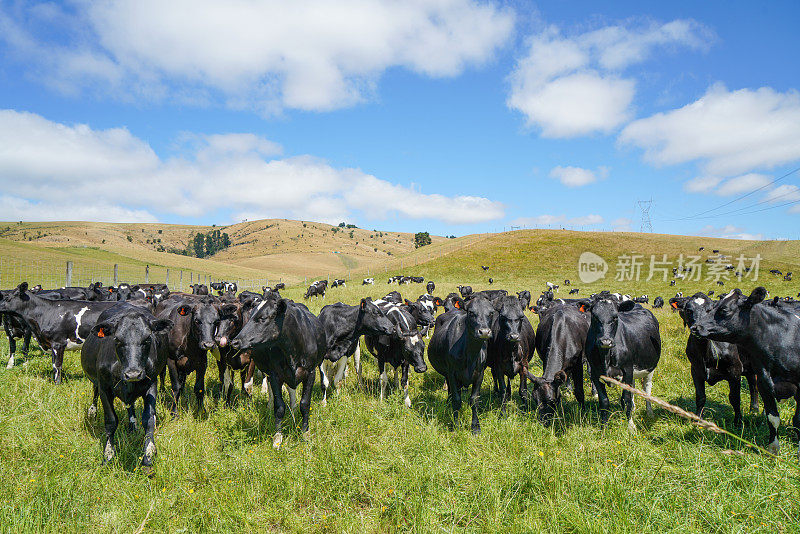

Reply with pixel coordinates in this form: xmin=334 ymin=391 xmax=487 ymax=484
xmin=728 ymin=374 xmax=743 ymax=428
xmin=518 ymin=367 xmax=528 ymax=404
xmin=319 ymin=364 xmax=329 ymax=406
xmin=745 ymin=372 xmax=759 ymax=414
xmin=269 ymin=375 xmax=286 ymax=449
xmin=354 ymin=342 xmax=363 ymax=387
xmin=88 ymin=383 xmax=99 ymax=418
xmin=98 ymin=386 xmax=118 ymax=464
xmin=496 ymin=370 xmax=507 ymax=415
xmin=4 ymin=323 xmax=16 ymax=369
xmin=217 ymin=358 xmax=232 ymax=406
xmin=401 ymin=363 xmax=411 ymax=408
xmin=690 ymin=362 xmax=708 ymax=419
xmin=194 ymin=355 xmax=208 ymax=414
xmin=449 ymin=377 xmax=462 ymax=430
xmin=126 ymin=403 xmax=137 ymax=432
xmin=792 ymin=389 xmax=800 ymax=459
xmin=242 ymin=360 xmax=256 ymax=397
xmin=168 ymin=363 xmax=184 ymax=416
xmin=622 ymin=369 xmax=636 ymax=432
xmin=332 ymin=357 xmax=347 ymax=394
xmin=51 ymin=345 xmax=65 ymax=384
xmin=394 ymin=366 xmax=400 ymax=389
xmin=262 ymin=376 xmax=270 ymax=395
xmin=755 ymin=367 xmax=781 ymax=455
xmin=21 ymin=328 xmax=30 ymax=356
xmin=642 ymin=370 xmax=654 ymax=417
xmin=287 ymin=386 xmax=297 ymax=410
xmin=379 ymin=360 xmax=387 ymax=402
xmin=299 ymin=369 xmax=315 ymax=433
xmin=588 ymin=362 xmax=610 ymax=424
xmin=469 ymin=372 xmax=484 ymax=434
xmin=141 ymin=383 xmax=158 ymax=469
xmin=572 ymin=364 xmax=585 ymax=409
xmin=158 ymin=368 xmax=167 ymax=395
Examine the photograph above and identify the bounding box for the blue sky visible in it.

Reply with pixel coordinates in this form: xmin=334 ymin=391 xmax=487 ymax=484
xmin=1 ymin=1 xmax=799 ymax=239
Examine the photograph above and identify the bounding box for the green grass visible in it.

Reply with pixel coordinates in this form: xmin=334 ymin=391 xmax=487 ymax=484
xmin=1 ymin=230 xmax=800 ymax=532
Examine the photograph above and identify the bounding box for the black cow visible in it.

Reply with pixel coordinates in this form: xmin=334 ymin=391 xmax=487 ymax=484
xmin=442 ymin=293 xmax=465 ymax=313
xmin=213 ymin=299 xmax=259 ymax=406
xmin=672 ymin=293 xmax=758 ymax=427
xmin=470 ymin=289 xmax=507 ymax=301
xmin=481 ymin=265 xmax=490 ymax=271
xmin=564 ymin=279 xmax=571 ymax=286
xmin=530 ymin=301 xmax=590 ymax=421
xmin=383 ymin=291 xmax=403 ymax=304
xmin=80 ymin=303 xmax=172 ymax=469
xmin=690 ymin=287 xmax=800 ymax=456
xmin=364 ymin=300 xmax=427 ymax=407
xmin=488 ymin=278 xmax=494 ymax=285
xmin=569 ymin=289 xmax=579 ymax=295
xmin=486 ymin=295 xmax=535 ymax=413
xmin=318 ymin=299 xmax=395 ymax=403
xmin=231 ymin=292 xmax=326 ymax=448
xmin=403 ymin=298 xmax=435 ymax=332
xmin=582 ymin=293 xmax=661 ymax=430
xmin=428 ymin=296 xmax=496 ymax=433
xmin=157 ymin=295 xmax=220 ymax=414
xmin=426 ymin=281 xmax=435 ymax=294
xmin=652 ymin=296 xmax=664 ymax=308
xmin=190 ymin=284 xmax=209 ymax=295
xmin=517 ymin=290 xmax=531 ymax=310
xmin=458 ymin=285 xmax=473 ymax=299
xmin=0 ymin=283 xmax=120 ymax=383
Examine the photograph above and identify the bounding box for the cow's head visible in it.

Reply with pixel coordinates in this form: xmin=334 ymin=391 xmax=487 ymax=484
xmin=0 ymin=282 xmax=31 ymax=311
xmin=465 ymin=296 xmax=495 ymax=340
xmin=231 ymin=291 xmax=288 ymax=350
xmin=216 ymin=302 xmax=242 ymax=348
xmin=393 ymin=314 xmax=427 ymax=373
xmin=403 ymin=298 xmax=435 ymax=327
xmin=516 ymin=290 xmax=531 ymax=309
xmin=359 ymin=298 xmax=395 ymax=336
xmin=496 ymin=295 xmax=525 ymax=344
xmin=529 ymin=370 xmax=567 ymax=423
xmin=177 ymin=297 xmax=221 ymax=351
xmin=690 ymin=287 xmax=767 ymax=343
xmin=582 ymin=296 xmax=637 ymax=375
xmin=92 ymin=312 xmax=172 ymax=382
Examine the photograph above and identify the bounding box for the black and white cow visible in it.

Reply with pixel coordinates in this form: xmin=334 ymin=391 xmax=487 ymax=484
xmin=568 ymin=288 xmax=579 ymax=295
xmin=318 ymin=299 xmax=395 ymax=403
xmin=582 ymin=293 xmax=661 ymax=431
xmin=231 ymin=291 xmax=327 ymax=448
xmin=690 ymin=288 xmax=800 ymax=456
xmin=2 ymin=307 xmax=33 ymax=369
xmin=190 ymin=284 xmax=209 ymax=295
xmin=304 ymin=280 xmax=327 ymax=300
xmin=652 ymin=296 xmax=664 ymax=308
xmin=363 ymin=278 xmax=375 ymax=285
xmin=80 ymin=303 xmax=172 ymax=469
xmin=0 ymin=283 xmax=120 ymax=383
xmin=530 ymin=301 xmax=590 ymax=422
xmin=331 ymin=279 xmax=346 ymax=288
xmin=481 ymin=265 xmax=490 ymax=271
xmin=672 ymin=293 xmax=758 ymax=427
xmin=546 ymin=282 xmax=559 ymax=293
xmin=633 ymin=295 xmax=649 ymax=304
xmin=428 ymin=296 xmax=496 ymax=433
xmin=363 ymin=298 xmax=427 ymax=407
xmin=426 ymin=281 xmax=435 ymax=294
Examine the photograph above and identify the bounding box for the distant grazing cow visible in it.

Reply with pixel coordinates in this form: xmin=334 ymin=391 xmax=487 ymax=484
xmin=546 ymin=282 xmax=559 ymax=293
xmin=564 ymin=279 xmax=570 ymax=286
xmin=712 ymin=249 xmax=719 ymax=253
xmin=582 ymin=293 xmax=661 ymax=431
xmin=274 ymin=283 xmax=286 ymax=291
xmin=670 ymin=280 xmax=676 ymax=286
xmin=426 ymin=281 xmax=435 ymax=294
xmin=652 ymin=296 xmax=664 ymax=308
xmin=331 ymin=279 xmax=346 ymax=288
xmin=717 ymin=281 xmax=725 ymax=286
xmin=0 ymin=283 xmax=120 ymax=383
xmin=784 ymin=272 xmax=793 ymax=281
xmin=672 ymin=293 xmax=758 ymax=427
xmin=81 ymin=303 xmax=172 ymax=469
xmin=304 ymin=281 xmax=327 ymax=300
xmin=458 ymin=285 xmax=473 ymax=299
xmin=633 ymin=295 xmax=648 ymax=304
xmin=530 ymin=301 xmax=590 ymax=421
xmin=487 ymin=295 xmax=535 ymax=413
xmin=428 ymin=296 xmax=496 ymax=433
xmin=231 ymin=291 xmax=327 ymax=448
xmin=699 ymin=247 xmax=705 ymax=251
xmin=569 ymin=288 xmax=579 ymax=295
xmin=689 ymin=287 xmax=800 ymax=455
xmin=481 ymin=266 xmax=489 ymax=271
xmin=410 ymin=276 xmax=424 ymax=284
xmin=488 ymin=278 xmax=494 ymax=285
xmin=363 ymin=278 xmax=375 ymax=285
xmin=190 ymin=284 xmax=209 ymax=295
xmin=210 ymin=282 xmax=225 ymax=294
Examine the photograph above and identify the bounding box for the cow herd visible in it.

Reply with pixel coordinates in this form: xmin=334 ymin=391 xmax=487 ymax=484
xmin=1 ymin=268 xmax=799 ymax=471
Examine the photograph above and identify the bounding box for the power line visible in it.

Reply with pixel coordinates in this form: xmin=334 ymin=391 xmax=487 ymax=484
xmin=687 ymin=186 xmax=800 ymax=220
xmin=662 ymin=165 xmax=800 ymax=222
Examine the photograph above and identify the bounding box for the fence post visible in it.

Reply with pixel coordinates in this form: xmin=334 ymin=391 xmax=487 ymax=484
xmin=66 ymin=261 xmax=73 ymax=287
xmin=179 ymin=270 xmax=183 ymax=291
xmin=190 ymin=272 xmax=193 ymax=286
xmin=165 ymin=269 xmax=170 ymax=288
xmin=113 ymin=264 xmax=118 ymax=286
xmin=144 ymin=265 xmax=149 ymax=284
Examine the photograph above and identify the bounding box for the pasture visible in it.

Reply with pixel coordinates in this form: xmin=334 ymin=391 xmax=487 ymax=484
xmin=1 ymin=230 xmax=799 ymax=532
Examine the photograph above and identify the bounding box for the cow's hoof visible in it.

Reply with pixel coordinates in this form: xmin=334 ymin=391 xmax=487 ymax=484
xmin=404 ymin=396 xmax=412 ymax=408
xmin=272 ymin=432 xmax=284 ymax=449
xmin=6 ymin=356 xmax=14 ymax=369
xmin=471 ymin=426 xmax=481 ymax=435
xmin=103 ymin=442 xmax=115 ymax=463
xmin=320 ymin=398 xmax=327 ymax=408
xmin=87 ymin=404 xmax=97 ymax=418
xmin=627 ymin=419 xmax=637 ymax=433
xmin=768 ymin=439 xmax=780 ymax=456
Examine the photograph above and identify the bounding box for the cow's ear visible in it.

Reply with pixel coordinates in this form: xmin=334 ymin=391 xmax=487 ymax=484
xmin=576 ymin=300 xmax=590 ymax=313
xmin=92 ymin=323 xmax=115 ymax=338
xmin=276 ymin=299 xmax=288 ymax=315
xmin=553 ymin=370 xmax=567 ymax=387
xmin=744 ymin=287 xmax=767 ymax=309
xmin=360 ymin=298 xmax=367 ymax=311
xmin=670 ymin=300 xmax=678 ymax=309
xmin=619 ymin=300 xmax=636 ymax=313
xmin=17 ymin=282 xmax=28 ymax=294
xmin=150 ymin=319 xmax=173 ymax=334
xmin=221 ymin=303 xmax=238 ymax=317
xmin=177 ymin=305 xmax=192 ymax=316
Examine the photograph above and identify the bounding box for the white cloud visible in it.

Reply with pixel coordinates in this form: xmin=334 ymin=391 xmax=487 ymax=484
xmin=570 ymin=214 xmax=604 ymax=226
xmin=684 ymin=175 xmax=722 ymax=193
xmin=697 ymin=225 xmax=764 ymax=241
xmin=0 ymin=109 xmax=503 ymax=225
xmin=714 ymin=174 xmax=771 ymax=196
xmin=620 ymin=84 xmax=800 ymax=176
xmin=511 ymin=214 xmax=604 ymax=227
xmin=610 ymin=217 xmax=633 ymax=231
xmin=508 ymin=20 xmax=710 ymax=138
xmin=549 ymin=165 xmax=608 ymax=187
xmin=763 ymin=184 xmax=800 ymax=203
xmin=1 ymin=0 xmax=514 ymax=113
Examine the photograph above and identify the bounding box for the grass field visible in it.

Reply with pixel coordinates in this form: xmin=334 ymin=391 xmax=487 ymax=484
xmin=1 ymin=229 xmax=799 ymax=532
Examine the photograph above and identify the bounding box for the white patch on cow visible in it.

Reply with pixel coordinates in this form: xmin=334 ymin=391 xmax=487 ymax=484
xmin=144 ymin=441 xmax=156 ymax=461
xmin=320 ymin=365 xmax=330 ymax=388
xmin=627 ymin=418 xmax=636 ymax=433
xmin=87 ymin=404 xmax=97 ymax=418
xmin=409 ymin=334 xmax=420 ymax=344
xmin=104 ymin=441 xmax=115 ymax=461
xmin=693 ymin=298 xmax=705 ymax=306
xmin=243 ymin=377 xmax=254 ymax=395
xmin=261 ymin=377 xmax=270 ymax=395
xmin=633 ymin=369 xmax=651 ymax=379
xmin=254 ymin=299 xmax=267 ymax=316
xmin=768 ymin=414 xmax=780 ymax=430
xmin=73 ymin=306 xmax=89 ymax=343
xmin=404 ymin=384 xmax=411 ymax=408
xmin=272 ymin=431 xmax=284 ymax=449
xmin=6 ymin=353 xmax=14 ymax=369
xmin=380 ymin=369 xmax=388 ymax=401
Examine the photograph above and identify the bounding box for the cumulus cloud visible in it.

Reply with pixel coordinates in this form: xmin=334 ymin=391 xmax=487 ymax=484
xmin=697 ymin=224 xmax=763 ymax=241
xmin=763 ymin=184 xmax=800 ymax=204
xmin=684 ymin=175 xmax=722 ymax=193
xmin=508 ymin=20 xmax=710 ymax=138
xmin=610 ymin=217 xmax=633 ymax=231
xmin=0 ymin=0 xmax=514 ymax=113
xmin=714 ymin=174 xmax=771 ymax=196
xmin=0 ymin=109 xmax=504 ymax=225
xmin=620 ymin=84 xmax=800 ymax=176
xmin=549 ymin=165 xmax=608 ymax=187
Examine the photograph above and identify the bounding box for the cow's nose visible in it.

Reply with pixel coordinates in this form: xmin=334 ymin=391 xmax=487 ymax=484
xmin=216 ymin=336 xmax=228 ymax=348
xmin=599 ymin=338 xmax=614 ymax=348
xmin=414 ymin=363 xmax=427 ymax=373
xmin=123 ymin=368 xmax=145 ymax=382
xmin=201 ymin=341 xmax=215 ymax=351
xmin=477 ymin=328 xmax=492 ymax=339
xmin=509 ymin=333 xmax=520 ymax=342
